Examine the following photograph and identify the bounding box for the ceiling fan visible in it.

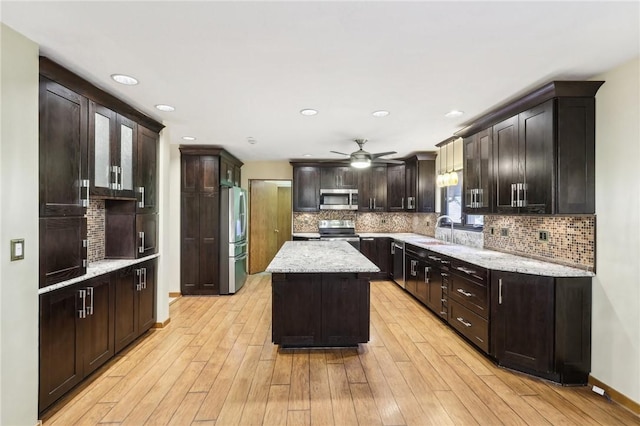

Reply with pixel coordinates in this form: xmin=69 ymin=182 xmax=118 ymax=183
xmin=330 ymin=139 xmax=404 ymax=168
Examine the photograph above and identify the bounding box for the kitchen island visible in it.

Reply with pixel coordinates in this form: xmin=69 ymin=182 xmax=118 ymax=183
xmin=266 ymin=241 xmax=379 ymax=347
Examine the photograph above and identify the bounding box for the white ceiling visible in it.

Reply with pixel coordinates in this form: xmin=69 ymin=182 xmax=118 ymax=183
xmin=2 ymin=1 xmax=639 ymax=162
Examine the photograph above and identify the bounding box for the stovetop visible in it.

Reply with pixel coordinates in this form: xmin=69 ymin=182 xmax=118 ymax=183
xmin=318 ymin=219 xmax=357 ymax=237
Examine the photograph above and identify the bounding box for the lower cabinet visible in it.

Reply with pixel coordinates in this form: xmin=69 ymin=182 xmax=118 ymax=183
xmin=272 ymin=272 xmax=370 ymax=346
xmin=39 ymin=258 xmax=156 ymax=414
xmin=115 ymin=259 xmax=157 ymax=353
xmin=491 ymin=271 xmax=592 ymax=384
xmin=359 ymin=237 xmax=392 ymax=278
xmin=39 ymin=274 xmax=115 ymax=413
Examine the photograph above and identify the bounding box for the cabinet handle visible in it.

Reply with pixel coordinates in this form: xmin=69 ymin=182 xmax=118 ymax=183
xmin=373 ymin=198 xmax=376 ymax=209
xmin=522 ymin=183 xmax=528 ymax=207
xmin=425 ymin=266 xmax=430 ymax=283
xmin=138 ymin=186 xmax=145 ymax=208
xmin=118 ymin=166 xmax=122 ymax=190
xmin=86 ymin=287 xmax=94 ymax=315
xmin=369 ymin=198 xmax=373 ymax=210
xmin=362 ymin=238 xmax=374 ymax=241
xmin=111 ymin=165 xmax=118 ymax=190
xmin=143 ymin=267 xmax=147 ymax=290
xmin=136 ymin=268 xmax=142 ymax=291
xmin=410 ymin=260 xmax=416 ymax=276
xmin=456 ymin=266 xmax=477 ymax=275
xmin=83 ymin=259 xmax=88 ymax=268
xmin=440 ymin=298 xmax=447 ymax=303
xmin=440 ymin=285 xmax=447 ymax=289
xmin=401 ymin=197 xmax=404 ymax=209
xmin=510 ymin=183 xmax=516 ymax=207
xmin=499 ymin=278 xmax=503 ymax=304
xmin=456 ymin=317 xmax=472 ymax=327
xmin=428 ymin=255 xmax=441 ymax=261
xmin=391 ymin=242 xmax=395 ymax=255
xmin=83 ymin=239 xmax=88 ymax=248
xmin=81 ymin=179 xmax=90 ymax=207
xmin=139 ymin=231 xmax=145 ymax=254
xmin=456 ymin=288 xmax=474 ymax=298
xmin=78 ymin=289 xmax=87 ymax=319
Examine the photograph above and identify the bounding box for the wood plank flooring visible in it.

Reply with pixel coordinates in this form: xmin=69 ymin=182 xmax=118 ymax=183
xmin=42 ymin=274 xmax=640 ymax=425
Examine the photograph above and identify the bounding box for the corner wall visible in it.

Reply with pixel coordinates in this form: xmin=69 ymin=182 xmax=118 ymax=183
xmin=592 ymin=56 xmax=640 ymax=405
xmin=0 ymin=23 xmax=39 ymax=425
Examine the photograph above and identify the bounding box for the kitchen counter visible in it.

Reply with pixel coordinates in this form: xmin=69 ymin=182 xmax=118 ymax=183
xmin=292 ymin=232 xmax=593 ymax=277
xmin=266 ymin=241 xmax=379 ymax=273
xmin=38 ymin=254 xmax=160 ymax=295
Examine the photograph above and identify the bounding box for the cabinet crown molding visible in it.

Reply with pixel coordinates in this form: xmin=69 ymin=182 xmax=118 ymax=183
xmin=455 ymin=80 xmax=604 ymax=138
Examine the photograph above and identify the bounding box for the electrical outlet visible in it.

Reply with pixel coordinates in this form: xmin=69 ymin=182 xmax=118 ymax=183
xmin=539 ymin=230 xmax=549 ymax=242
xmin=592 ymin=385 xmax=605 ymax=396
xmin=500 ymin=228 xmax=509 ymax=237
xmin=426 ymin=221 xmax=430 ymax=227
xmin=381 ymin=219 xmax=387 ymax=224
xmin=489 ymin=227 xmax=495 ymax=235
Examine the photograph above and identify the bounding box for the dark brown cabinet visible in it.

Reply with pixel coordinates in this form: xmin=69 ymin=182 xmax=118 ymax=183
xmin=320 ymin=166 xmax=357 ymax=189
xmin=114 ymin=259 xmax=157 ymax=353
xmin=89 ymin=102 xmax=137 ymax=199
xmin=136 ymin=213 xmax=158 ymax=258
xmin=39 ymin=217 xmax=87 ymax=288
xmin=39 ymin=274 xmax=115 ymax=413
xmin=220 ymin=154 xmax=242 ymax=187
xmin=404 ymin=154 xmax=436 ymax=212
xmin=272 ymin=272 xmax=370 ymax=346
xmin=136 ymin=125 xmax=159 ymax=214
xmin=491 ymin=271 xmax=592 ymax=384
xmin=463 ymin=128 xmax=493 ymax=214
xmin=387 ymin=164 xmax=406 ymax=211
xmin=359 ymin=237 xmax=392 ymax=278
xmin=458 ymin=80 xmax=602 ymax=215
xmin=39 ymin=77 xmax=89 ymax=217
xmin=358 ymin=166 xmax=387 ymax=212
xmin=292 ymin=165 xmax=320 ymax=212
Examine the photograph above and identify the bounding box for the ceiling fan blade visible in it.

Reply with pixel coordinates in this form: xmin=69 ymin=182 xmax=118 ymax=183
xmin=330 ymin=150 xmax=350 ymax=156
xmin=373 ymin=158 xmax=404 ymax=165
xmin=371 ymin=151 xmax=397 ymax=158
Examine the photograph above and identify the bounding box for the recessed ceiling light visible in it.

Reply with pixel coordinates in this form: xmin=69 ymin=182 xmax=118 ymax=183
xmin=155 ymin=104 xmax=175 ymax=112
xmin=372 ymin=110 xmax=390 ymax=117
xmin=300 ymin=109 xmax=318 ymax=116
xmin=182 ymin=136 xmax=196 ymax=141
xmin=303 ymin=153 xmax=312 ymax=157
xmin=111 ymin=74 xmax=138 ymax=85
xmin=247 ymin=137 xmax=257 ymax=145
xmin=445 ymin=110 xmax=464 ymax=118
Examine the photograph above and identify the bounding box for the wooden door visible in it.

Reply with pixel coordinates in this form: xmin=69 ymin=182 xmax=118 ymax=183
xmin=416 ymin=159 xmax=436 ymax=212
xmin=387 ymin=164 xmax=406 ymax=211
xmin=136 ymin=125 xmax=158 ymax=213
xmin=137 ymin=260 xmax=156 ymax=334
xmin=492 ymin=271 xmax=555 ymax=373
xmin=39 ymin=77 xmax=88 ymax=217
xmin=89 ymin=102 xmax=117 ymax=197
xmin=82 ymin=274 xmax=115 ymax=376
xmin=199 ymin=192 xmax=220 ymax=294
xmin=292 ymin=166 xmax=320 ymax=211
xmin=375 ymin=237 xmax=392 ymax=276
xmin=114 ymin=266 xmax=137 ymax=353
xmin=249 ymin=181 xmax=279 ymax=273
xmin=277 ymin=186 xmax=292 ymax=250
xmin=425 ymin=261 xmax=443 ymax=314
xmin=370 ymin=166 xmax=387 ymax=211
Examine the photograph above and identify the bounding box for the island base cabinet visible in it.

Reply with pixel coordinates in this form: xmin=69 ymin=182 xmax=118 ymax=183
xmin=491 ymin=271 xmax=592 ymax=385
xmin=272 ymin=273 xmax=370 ymax=347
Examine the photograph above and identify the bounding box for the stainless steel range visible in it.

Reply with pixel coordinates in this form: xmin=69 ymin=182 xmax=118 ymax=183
xmin=318 ymin=220 xmax=360 ymax=250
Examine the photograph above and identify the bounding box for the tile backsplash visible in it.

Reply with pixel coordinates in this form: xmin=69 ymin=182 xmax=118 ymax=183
xmin=483 ymin=215 xmax=595 ymax=270
xmin=87 ymin=199 xmax=105 ymax=263
xmin=293 ymin=211 xmax=595 ymax=270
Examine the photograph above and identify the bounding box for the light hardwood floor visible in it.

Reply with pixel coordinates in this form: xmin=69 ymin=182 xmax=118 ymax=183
xmin=42 ymin=274 xmax=640 ymax=425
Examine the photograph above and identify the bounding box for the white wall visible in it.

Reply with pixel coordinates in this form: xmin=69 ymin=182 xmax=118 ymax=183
xmin=155 ymin=128 xmax=171 ymax=323
xmin=241 ymin=160 xmax=293 ymax=189
xmin=0 ymin=24 xmax=39 ymax=425
xmin=593 ymin=56 xmax=640 ymax=404
xmin=167 ymin=144 xmax=181 ymax=293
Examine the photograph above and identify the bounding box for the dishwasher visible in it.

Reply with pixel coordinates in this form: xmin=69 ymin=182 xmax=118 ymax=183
xmin=391 ymin=240 xmax=405 ymax=288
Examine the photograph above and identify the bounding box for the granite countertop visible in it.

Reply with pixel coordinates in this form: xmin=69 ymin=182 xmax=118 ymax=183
xmin=38 ymin=254 xmax=160 ymax=295
xmin=266 ymin=241 xmax=380 ymax=273
xmin=292 ymin=232 xmax=593 ymax=278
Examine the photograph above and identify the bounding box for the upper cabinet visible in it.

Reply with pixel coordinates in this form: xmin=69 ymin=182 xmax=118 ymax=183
xmin=358 ymin=165 xmax=387 ymax=212
xmin=292 ymin=165 xmax=321 ymax=212
xmin=463 ymin=128 xmax=493 ymax=214
xmin=386 ymin=164 xmax=406 ymax=211
xmin=136 ymin=125 xmax=159 ymax=213
xmin=89 ymin=102 xmax=137 ymax=199
xmin=220 ymin=154 xmax=242 ymax=187
xmin=39 ymin=77 xmax=89 ymax=217
xmin=320 ymin=166 xmax=357 ymax=189
xmin=405 ymin=154 xmax=436 ymax=212
xmin=457 ymin=81 xmax=603 ymax=215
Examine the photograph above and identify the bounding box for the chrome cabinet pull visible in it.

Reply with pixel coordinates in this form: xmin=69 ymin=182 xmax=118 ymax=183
xmin=456 ymin=288 xmax=474 ymax=298
xmin=511 ymin=183 xmax=516 ymax=207
xmin=136 ymin=268 xmax=142 ymax=291
xmin=428 ymin=255 xmax=441 ymax=262
xmin=425 ymin=266 xmax=430 ymax=283
xmin=142 ymin=267 xmax=147 ymax=290
xmin=78 ymin=289 xmax=87 ymax=319
xmin=362 ymin=238 xmax=374 ymax=241
xmin=86 ymin=287 xmax=94 ymax=315
xmin=373 ymin=198 xmax=376 ymax=209
xmin=401 ymin=197 xmax=404 ymax=209
xmin=457 ymin=317 xmax=472 ymax=327
xmin=391 ymin=242 xmax=395 ymax=255
xmin=456 ymin=266 xmax=477 ymax=275
xmin=499 ymin=278 xmax=503 ymax=304
xmin=138 ymin=186 xmax=145 ymax=208
xmin=81 ymin=179 xmax=90 ymax=207
xmin=139 ymin=231 xmax=145 ymax=254
xmin=118 ymin=166 xmax=122 ymax=190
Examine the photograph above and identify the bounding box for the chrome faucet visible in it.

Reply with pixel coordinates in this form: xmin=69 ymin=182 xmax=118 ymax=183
xmin=436 ymin=215 xmax=454 ymax=243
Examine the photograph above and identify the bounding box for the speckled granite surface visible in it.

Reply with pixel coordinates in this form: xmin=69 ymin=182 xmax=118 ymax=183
xmin=38 ymin=254 xmax=160 ymax=295
xmin=266 ymin=241 xmax=379 ymax=273
xmin=292 ymin=232 xmax=593 ymax=277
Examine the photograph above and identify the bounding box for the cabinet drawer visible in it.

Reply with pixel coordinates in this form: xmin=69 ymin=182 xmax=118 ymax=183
xmin=449 ymin=273 xmax=489 ymax=319
xmin=451 ymin=259 xmax=488 ymax=283
xmin=448 ymin=300 xmax=489 ymax=353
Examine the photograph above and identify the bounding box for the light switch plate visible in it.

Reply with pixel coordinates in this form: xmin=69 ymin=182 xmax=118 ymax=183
xmin=10 ymin=239 xmax=24 ymax=261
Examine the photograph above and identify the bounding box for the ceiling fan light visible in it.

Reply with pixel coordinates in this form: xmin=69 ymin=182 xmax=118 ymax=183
xmin=351 ymin=158 xmax=371 ymax=168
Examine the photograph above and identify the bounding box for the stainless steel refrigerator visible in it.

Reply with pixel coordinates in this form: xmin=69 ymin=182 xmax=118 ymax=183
xmin=220 ymin=186 xmax=248 ymax=294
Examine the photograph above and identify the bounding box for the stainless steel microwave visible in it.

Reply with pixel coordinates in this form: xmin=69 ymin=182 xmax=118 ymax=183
xmin=319 ymin=189 xmax=358 ymax=210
